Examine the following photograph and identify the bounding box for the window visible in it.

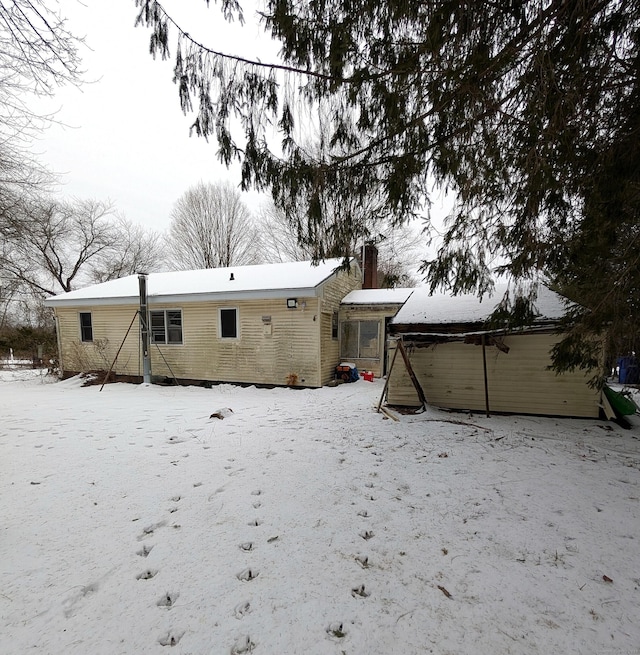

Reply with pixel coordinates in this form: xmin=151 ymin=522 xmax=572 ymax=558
xmin=79 ymin=312 xmax=93 ymax=342
xmin=340 ymin=320 xmax=380 ymax=359
xmin=219 ymin=308 xmax=238 ymax=339
xmin=332 ymin=312 xmax=339 ymax=340
xmin=150 ymin=309 xmax=183 ymax=344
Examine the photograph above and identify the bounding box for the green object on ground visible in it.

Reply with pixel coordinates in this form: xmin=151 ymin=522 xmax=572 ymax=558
xmin=603 ymin=386 xmax=639 ymax=416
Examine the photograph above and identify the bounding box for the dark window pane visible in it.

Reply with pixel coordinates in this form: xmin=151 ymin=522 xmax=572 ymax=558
xmin=220 ymin=308 xmax=237 ymax=338
xmin=79 ymin=312 xmax=93 ymax=342
xmin=150 ymin=311 xmax=166 ymax=343
xmin=166 ymin=310 xmax=182 ymax=343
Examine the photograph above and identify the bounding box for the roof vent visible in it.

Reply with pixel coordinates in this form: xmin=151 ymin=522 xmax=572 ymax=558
xmin=229 ymin=273 xmax=235 ymax=281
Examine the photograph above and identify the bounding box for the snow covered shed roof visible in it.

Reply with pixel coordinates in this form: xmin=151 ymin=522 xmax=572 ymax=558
xmin=341 ymin=288 xmax=414 ymax=306
xmin=391 ymin=283 xmax=568 ymax=332
xmin=44 ymin=259 xmax=355 ymax=308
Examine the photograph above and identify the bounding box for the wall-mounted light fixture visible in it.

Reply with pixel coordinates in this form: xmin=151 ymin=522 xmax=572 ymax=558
xmin=287 ymin=298 xmax=297 ymax=309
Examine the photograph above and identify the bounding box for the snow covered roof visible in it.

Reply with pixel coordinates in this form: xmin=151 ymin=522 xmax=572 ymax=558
xmin=44 ymin=259 xmax=354 ymax=307
xmin=341 ymin=288 xmax=414 ymax=305
xmin=391 ymin=283 xmax=568 ymax=326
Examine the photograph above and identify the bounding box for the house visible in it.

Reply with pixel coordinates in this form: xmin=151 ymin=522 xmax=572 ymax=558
xmin=386 ymin=285 xmax=604 ymax=418
xmin=339 ymin=288 xmax=413 ymax=378
xmin=44 ymin=259 xmax=361 ymax=388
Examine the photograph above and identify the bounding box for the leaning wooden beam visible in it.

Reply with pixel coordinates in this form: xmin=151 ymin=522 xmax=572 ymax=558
xmin=396 ymin=339 xmax=428 ymax=409
xmin=100 ymin=311 xmax=140 ymax=392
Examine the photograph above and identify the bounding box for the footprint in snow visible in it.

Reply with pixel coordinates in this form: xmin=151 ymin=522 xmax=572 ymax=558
xmin=158 ymin=631 xmax=184 ymax=647
xmin=137 ymin=520 xmax=167 ymax=540
xmin=236 ymin=568 xmax=259 ymax=582
xmin=136 ymin=569 xmax=158 ymax=580
xmin=157 ymin=592 xmax=180 ymax=608
xmin=355 ymin=554 xmax=370 ymax=568
xmin=233 ymin=600 xmax=251 ymax=619
xmin=326 ymin=622 xmax=347 ymax=639
xmin=230 ymin=635 xmax=255 ymax=653
xmin=351 ymin=584 xmax=370 ymax=598
xmin=137 ymin=544 xmax=154 ymax=558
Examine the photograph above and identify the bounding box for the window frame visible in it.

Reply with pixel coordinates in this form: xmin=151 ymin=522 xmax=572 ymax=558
xmin=79 ymin=311 xmax=93 ymax=343
xmin=332 ymin=311 xmax=339 ymax=340
xmin=219 ymin=307 xmax=239 ymax=339
xmin=149 ymin=308 xmax=183 ymax=345
xmin=340 ymin=319 xmax=380 ymax=359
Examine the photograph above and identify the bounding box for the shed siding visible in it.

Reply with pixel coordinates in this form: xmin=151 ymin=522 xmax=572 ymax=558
xmin=387 ymin=333 xmax=601 ymax=418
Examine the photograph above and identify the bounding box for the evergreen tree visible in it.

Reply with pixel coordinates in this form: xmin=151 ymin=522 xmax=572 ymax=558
xmin=133 ymin=0 xmax=640 ymax=376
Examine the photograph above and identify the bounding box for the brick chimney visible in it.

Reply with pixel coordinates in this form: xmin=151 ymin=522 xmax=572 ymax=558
xmin=362 ymin=243 xmax=378 ymax=289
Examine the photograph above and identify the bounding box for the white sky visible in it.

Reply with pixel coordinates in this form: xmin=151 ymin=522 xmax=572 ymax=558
xmin=32 ymin=0 xmax=274 ymax=232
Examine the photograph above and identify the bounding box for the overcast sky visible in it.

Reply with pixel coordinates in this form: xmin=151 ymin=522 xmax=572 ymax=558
xmin=33 ymin=0 xmax=273 ymax=232
xmin=31 ymin=0 xmax=443 ymax=266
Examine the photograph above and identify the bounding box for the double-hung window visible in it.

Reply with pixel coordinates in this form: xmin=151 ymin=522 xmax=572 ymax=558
xmin=150 ymin=309 xmax=183 ymax=344
xmin=79 ymin=312 xmax=93 ymax=342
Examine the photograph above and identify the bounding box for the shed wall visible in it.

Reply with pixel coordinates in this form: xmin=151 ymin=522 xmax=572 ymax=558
xmin=386 ymin=333 xmax=601 ymax=418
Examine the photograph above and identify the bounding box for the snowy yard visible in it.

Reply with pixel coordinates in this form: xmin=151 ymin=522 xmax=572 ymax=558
xmin=1 ymin=371 xmax=639 ymax=655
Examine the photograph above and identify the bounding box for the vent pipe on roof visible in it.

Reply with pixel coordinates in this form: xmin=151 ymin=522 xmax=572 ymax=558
xmin=230 ymin=273 xmax=235 ymax=281
xmin=138 ymin=273 xmax=152 ymax=385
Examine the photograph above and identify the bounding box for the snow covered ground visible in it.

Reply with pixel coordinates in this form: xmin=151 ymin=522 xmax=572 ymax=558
xmin=1 ymin=370 xmax=639 ymax=655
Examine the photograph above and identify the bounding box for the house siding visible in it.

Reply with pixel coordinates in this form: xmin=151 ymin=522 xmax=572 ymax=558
xmin=56 ymin=305 xmax=142 ymax=376
xmin=339 ymin=303 xmax=404 ymax=377
xmin=386 ymin=333 xmax=601 ymax=418
xmin=53 ymin=266 xmax=361 ymax=388
xmin=319 ymin=266 xmax=362 ymax=384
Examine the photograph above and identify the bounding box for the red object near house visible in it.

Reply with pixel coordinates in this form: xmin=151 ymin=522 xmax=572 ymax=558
xmin=363 ymin=371 xmax=374 ymax=382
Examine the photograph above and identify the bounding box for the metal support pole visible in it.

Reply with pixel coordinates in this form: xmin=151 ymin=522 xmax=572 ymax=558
xmin=138 ymin=273 xmax=152 ymax=384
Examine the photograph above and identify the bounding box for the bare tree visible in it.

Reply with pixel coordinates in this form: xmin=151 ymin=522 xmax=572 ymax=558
xmin=256 ymin=201 xmax=311 ymax=264
xmin=90 ymin=215 xmax=165 ymax=283
xmin=0 ymin=1 xmax=83 ymax=202
xmin=258 ymin=199 xmax=419 ymax=287
xmin=1 ymin=196 xmax=165 ymax=300
xmin=168 ymin=181 xmax=259 ymax=269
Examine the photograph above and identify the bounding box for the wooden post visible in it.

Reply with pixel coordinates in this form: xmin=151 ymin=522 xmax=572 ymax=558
xmin=481 ymin=334 xmax=490 ymax=417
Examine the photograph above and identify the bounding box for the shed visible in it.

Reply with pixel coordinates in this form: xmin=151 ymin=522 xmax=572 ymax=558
xmin=386 ymin=285 xmax=604 ymax=418
xmin=44 ymin=259 xmax=361 ymax=388
xmin=339 ymin=288 xmax=413 ymax=377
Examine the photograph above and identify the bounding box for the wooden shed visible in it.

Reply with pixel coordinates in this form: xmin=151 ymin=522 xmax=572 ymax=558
xmin=386 ymin=285 xmax=604 ymax=418
xmin=44 ymin=259 xmax=361 ymax=388
xmin=339 ymin=288 xmax=413 ymax=378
